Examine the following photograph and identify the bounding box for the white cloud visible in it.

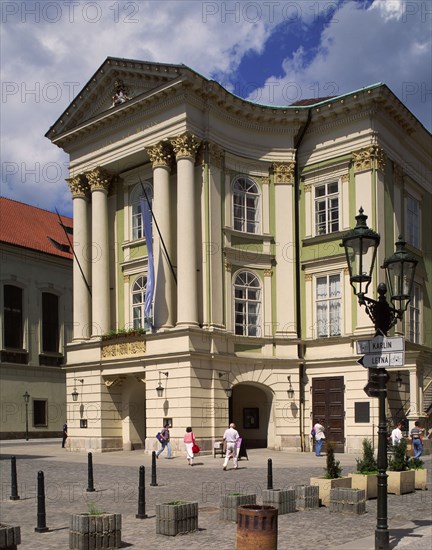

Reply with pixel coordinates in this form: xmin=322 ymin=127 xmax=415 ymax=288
xmin=248 ymin=0 xmax=431 ymax=129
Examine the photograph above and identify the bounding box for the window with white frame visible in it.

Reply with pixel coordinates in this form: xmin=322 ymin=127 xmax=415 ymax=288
xmin=314 ymin=182 xmax=339 ymax=235
xmin=407 ymin=282 xmax=421 ymax=344
xmin=406 ymin=194 xmax=420 ymax=249
xmin=234 ymin=271 xmax=262 ymax=336
xmin=232 ymin=176 xmax=260 ymax=234
xmin=132 ymin=276 xmax=147 ymax=329
xmin=316 ymin=274 xmax=342 ymax=337
xmin=131 ymin=183 xmax=153 ymax=241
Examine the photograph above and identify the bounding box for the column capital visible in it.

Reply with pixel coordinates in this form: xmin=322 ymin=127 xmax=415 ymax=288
xmin=171 ymin=132 xmax=201 ymax=160
xmin=206 ymin=141 xmax=224 ymax=169
xmin=273 ymin=161 xmax=295 ymax=184
xmin=147 ymin=141 xmax=172 ymax=169
xmin=86 ymin=167 xmax=112 ymax=192
xmin=67 ymin=174 xmax=90 ymax=199
xmin=393 ymin=161 xmax=404 ymax=186
xmin=352 ymin=145 xmax=386 ymax=173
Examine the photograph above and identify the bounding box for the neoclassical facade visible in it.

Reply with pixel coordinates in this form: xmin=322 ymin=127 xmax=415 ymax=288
xmin=46 ymin=57 xmax=432 ymax=454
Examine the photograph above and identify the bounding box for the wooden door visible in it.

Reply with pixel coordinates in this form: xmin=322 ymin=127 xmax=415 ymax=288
xmin=312 ymin=376 xmax=345 ymax=453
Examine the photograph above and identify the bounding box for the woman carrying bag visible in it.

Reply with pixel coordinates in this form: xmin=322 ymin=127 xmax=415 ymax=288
xmin=184 ymin=426 xmax=199 ymax=466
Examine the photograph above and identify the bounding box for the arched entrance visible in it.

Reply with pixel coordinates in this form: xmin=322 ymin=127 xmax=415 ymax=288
xmin=121 ymin=378 xmax=146 ymax=450
xmin=230 ymin=383 xmax=273 ymax=448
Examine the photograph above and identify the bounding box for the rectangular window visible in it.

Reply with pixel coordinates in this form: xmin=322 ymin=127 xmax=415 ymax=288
xmin=33 ymin=400 xmax=47 ymax=427
xmin=316 ymin=274 xmax=341 ymax=337
xmin=408 ymin=283 xmax=421 ymax=344
xmin=314 ymin=182 xmax=339 ymax=235
xmin=42 ymin=293 xmax=59 ymax=352
xmin=406 ymin=195 xmax=420 ymax=248
xmin=4 ymin=285 xmax=23 ymax=349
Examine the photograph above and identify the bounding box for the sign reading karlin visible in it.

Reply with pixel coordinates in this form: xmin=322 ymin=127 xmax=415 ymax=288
xmin=356 ymin=336 xmax=405 ymax=355
xmin=357 ymin=352 xmax=405 ymax=369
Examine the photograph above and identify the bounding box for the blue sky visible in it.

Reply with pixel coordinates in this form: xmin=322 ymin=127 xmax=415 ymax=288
xmin=1 ymin=0 xmax=430 ymax=216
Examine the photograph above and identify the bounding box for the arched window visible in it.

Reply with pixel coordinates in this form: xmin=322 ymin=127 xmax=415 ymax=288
xmin=234 ymin=271 xmax=262 ymax=336
xmin=232 ymin=176 xmax=260 ymax=234
xmin=132 ymin=276 xmax=147 ymax=329
xmin=131 ymin=183 xmax=153 ymax=241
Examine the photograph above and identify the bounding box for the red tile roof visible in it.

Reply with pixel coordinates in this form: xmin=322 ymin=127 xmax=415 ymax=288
xmin=0 ymin=197 xmax=73 ymax=260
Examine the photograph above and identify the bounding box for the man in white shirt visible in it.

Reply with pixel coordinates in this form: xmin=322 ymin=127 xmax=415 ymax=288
xmin=391 ymin=422 xmax=403 ymax=446
xmin=222 ymin=423 xmax=239 ymax=470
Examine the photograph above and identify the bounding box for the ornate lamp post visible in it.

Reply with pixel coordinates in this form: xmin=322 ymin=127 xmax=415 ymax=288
xmin=23 ymin=391 xmax=30 ymax=441
xmin=341 ymin=208 xmax=417 ymax=550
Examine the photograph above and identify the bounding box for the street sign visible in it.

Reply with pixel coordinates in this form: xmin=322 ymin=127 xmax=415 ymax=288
xmin=356 ymin=336 xmax=404 ymax=355
xmin=357 ymin=352 xmax=405 ymax=369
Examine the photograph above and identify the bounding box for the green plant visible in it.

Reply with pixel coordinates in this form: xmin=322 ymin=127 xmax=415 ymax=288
xmin=101 ymin=327 xmax=146 ymax=341
xmin=355 ymin=438 xmax=378 ymax=474
xmin=388 ymin=439 xmax=410 ymax=471
xmin=324 ymin=440 xmax=342 ymax=479
xmin=166 ymin=500 xmax=187 ymax=505
xmin=409 ymin=457 xmax=424 ymax=470
xmin=86 ymin=501 xmax=104 ymax=515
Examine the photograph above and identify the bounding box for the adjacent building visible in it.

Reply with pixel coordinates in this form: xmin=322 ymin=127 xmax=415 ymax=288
xmin=45 ymin=57 xmax=432 ymax=454
xmin=0 ymin=198 xmax=73 ymax=439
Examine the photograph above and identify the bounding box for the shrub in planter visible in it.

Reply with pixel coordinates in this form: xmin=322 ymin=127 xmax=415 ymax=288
xmin=69 ymin=502 xmax=121 ymax=550
xmin=409 ymin=457 xmax=427 ymax=490
xmin=349 ymin=438 xmax=378 ymax=499
xmin=310 ymin=441 xmax=351 ymax=506
xmin=387 ymin=440 xmax=415 ymax=495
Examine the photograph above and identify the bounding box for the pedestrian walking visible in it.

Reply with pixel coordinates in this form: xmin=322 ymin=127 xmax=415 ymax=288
xmin=410 ymin=421 xmax=423 ymax=458
xmin=222 ymin=423 xmax=239 ymax=470
xmin=184 ymin=426 xmax=195 ymax=466
xmin=313 ymin=419 xmax=325 ymax=457
xmin=391 ymin=421 xmax=403 ymax=447
xmin=156 ymin=423 xmax=171 ymax=459
xmin=62 ymin=422 xmax=68 ymax=448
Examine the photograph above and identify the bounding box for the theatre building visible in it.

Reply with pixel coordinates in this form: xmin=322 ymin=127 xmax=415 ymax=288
xmin=46 ymin=57 xmax=432 ymax=454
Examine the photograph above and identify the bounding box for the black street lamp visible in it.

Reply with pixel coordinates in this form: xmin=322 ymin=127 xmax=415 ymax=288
xmin=341 ymin=208 xmax=417 ymax=550
xmin=23 ymin=391 xmax=30 ymax=441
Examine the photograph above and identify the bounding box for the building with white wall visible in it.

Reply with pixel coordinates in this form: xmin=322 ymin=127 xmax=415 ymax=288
xmin=0 ymin=198 xmax=73 ymax=439
xmin=46 ymin=58 xmax=431 ymax=454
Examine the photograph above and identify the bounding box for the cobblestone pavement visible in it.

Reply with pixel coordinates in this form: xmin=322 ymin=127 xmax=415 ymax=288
xmin=0 ymin=441 xmax=430 ymax=550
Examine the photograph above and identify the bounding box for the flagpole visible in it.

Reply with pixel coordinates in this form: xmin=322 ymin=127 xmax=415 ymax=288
xmin=55 ymin=208 xmax=92 ymax=297
xmin=139 ymin=179 xmax=177 ymax=285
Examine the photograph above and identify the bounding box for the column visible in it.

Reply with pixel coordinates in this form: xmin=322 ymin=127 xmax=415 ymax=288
xmin=67 ymin=175 xmax=91 ymax=340
xmin=171 ymin=132 xmax=201 ymax=327
xmin=273 ymin=162 xmax=297 ymax=338
xmin=147 ymin=142 xmax=174 ymax=329
xmin=86 ymin=167 xmax=111 ymax=336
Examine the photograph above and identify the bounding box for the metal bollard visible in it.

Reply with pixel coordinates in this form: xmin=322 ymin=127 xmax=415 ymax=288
xmin=267 ymin=458 xmax=273 ymax=490
xmin=87 ymin=452 xmax=95 ymax=492
xmin=150 ymin=451 xmax=158 ymax=486
xmin=35 ymin=471 xmax=48 ymax=532
xmin=136 ymin=466 xmax=148 ymax=519
xmin=10 ymin=456 xmax=20 ymax=500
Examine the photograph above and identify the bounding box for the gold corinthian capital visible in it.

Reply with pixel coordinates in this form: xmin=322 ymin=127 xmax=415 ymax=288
xmin=86 ymin=167 xmax=112 ymax=192
xmin=171 ymin=132 xmax=201 ymax=160
xmin=147 ymin=141 xmax=172 ymax=169
xmin=66 ymin=174 xmax=89 ymax=199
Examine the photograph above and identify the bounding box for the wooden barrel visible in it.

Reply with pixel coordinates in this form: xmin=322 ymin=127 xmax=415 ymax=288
xmin=236 ymin=505 xmax=278 ymax=550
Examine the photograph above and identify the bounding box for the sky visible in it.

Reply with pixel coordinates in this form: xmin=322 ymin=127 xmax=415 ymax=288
xmin=1 ymin=0 xmax=431 ymax=216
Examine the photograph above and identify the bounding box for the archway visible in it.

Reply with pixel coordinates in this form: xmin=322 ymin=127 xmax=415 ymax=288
xmin=121 ymin=378 xmax=146 ymax=450
xmin=230 ymin=383 xmax=273 ymax=448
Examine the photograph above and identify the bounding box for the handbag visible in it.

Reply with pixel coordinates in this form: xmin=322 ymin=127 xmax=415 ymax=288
xmin=156 ymin=432 xmax=164 ymax=444
xmin=192 ymin=444 xmax=200 ymax=454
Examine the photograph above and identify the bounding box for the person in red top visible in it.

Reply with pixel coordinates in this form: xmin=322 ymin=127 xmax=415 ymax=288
xmin=184 ymin=426 xmax=195 ymax=466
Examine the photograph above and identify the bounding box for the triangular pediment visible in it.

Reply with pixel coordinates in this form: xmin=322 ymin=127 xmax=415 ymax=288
xmin=46 ymin=57 xmax=190 ymax=137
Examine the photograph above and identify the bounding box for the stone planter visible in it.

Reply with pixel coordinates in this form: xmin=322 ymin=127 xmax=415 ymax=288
xmin=387 ymin=470 xmax=415 ymax=495
xmin=310 ymin=476 xmax=352 ymax=507
xmin=292 ymin=485 xmax=319 ymax=510
xmin=219 ymin=493 xmax=256 ymax=522
xmin=0 ymin=524 xmax=21 ymax=550
xmin=69 ymin=513 xmax=121 ymax=550
xmin=329 ymin=488 xmax=366 ymax=515
xmin=349 ymin=473 xmax=378 ymax=499
xmin=156 ymin=501 xmax=198 ymax=536
xmin=413 ymin=468 xmax=427 ymax=490
xmin=262 ymin=489 xmax=296 ymax=514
